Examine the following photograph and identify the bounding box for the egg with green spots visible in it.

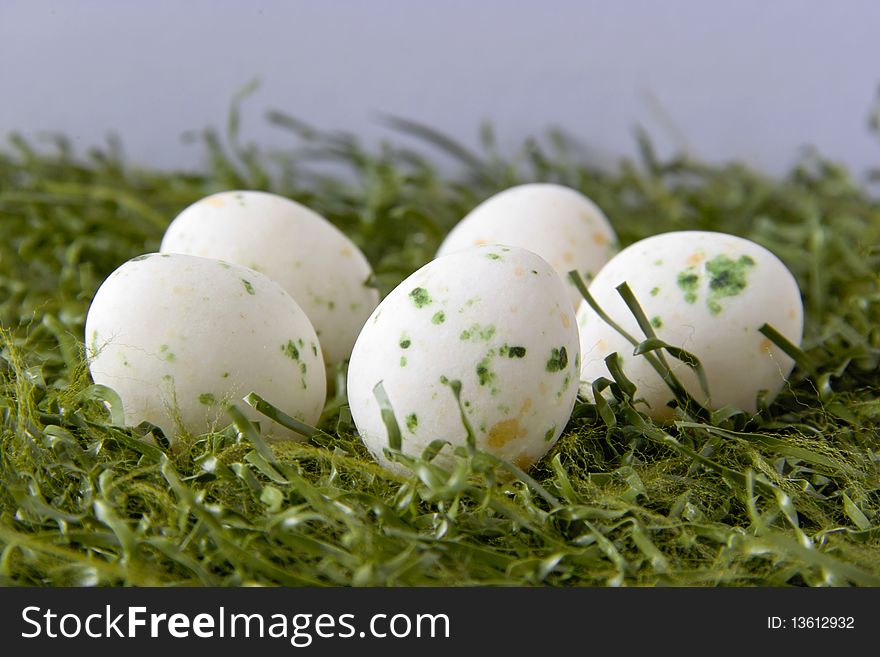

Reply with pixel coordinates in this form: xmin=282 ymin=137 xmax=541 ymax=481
xmin=85 ymin=253 xmax=325 ymax=441
xmin=436 ymin=183 xmax=618 ymax=309
xmin=348 ymin=245 xmax=580 ymax=474
xmin=159 ymin=190 xmax=379 ymax=369
xmin=576 ymin=231 xmax=803 ymax=419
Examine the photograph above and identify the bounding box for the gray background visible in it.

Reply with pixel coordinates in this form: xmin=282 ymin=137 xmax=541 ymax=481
xmin=2 ymin=0 xmax=878 ymax=176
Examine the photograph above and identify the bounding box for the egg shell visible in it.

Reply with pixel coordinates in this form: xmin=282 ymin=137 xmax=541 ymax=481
xmin=85 ymin=253 xmax=326 ymax=440
xmin=347 ymin=245 xmax=581 ymax=474
xmin=160 ymin=190 xmax=379 ymax=367
xmin=577 ymin=230 xmax=804 ymax=418
xmin=436 ymin=183 xmax=617 ymax=309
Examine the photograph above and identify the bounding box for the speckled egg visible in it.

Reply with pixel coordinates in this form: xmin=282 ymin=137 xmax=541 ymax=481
xmin=160 ymin=190 xmax=379 ymax=368
xmin=347 ymin=245 xmax=581 ymax=474
xmin=436 ymin=183 xmax=617 ymax=308
xmin=85 ymin=253 xmax=326 ymax=440
xmin=577 ymin=230 xmax=804 ymax=419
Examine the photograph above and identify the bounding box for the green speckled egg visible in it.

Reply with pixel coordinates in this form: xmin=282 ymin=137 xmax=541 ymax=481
xmin=348 ymin=245 xmax=580 ymax=474
xmin=577 ymin=230 xmax=803 ymax=419
xmin=85 ymin=253 xmax=325 ymax=441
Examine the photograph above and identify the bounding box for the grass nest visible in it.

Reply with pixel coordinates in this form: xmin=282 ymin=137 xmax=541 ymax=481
xmin=1 ymin=100 xmax=879 ymax=586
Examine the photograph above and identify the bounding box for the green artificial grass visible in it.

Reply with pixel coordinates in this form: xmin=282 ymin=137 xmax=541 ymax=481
xmin=1 ymin=97 xmax=879 ymax=586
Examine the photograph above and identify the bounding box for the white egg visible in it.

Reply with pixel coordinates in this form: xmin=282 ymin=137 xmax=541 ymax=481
xmin=576 ymin=230 xmax=804 ymax=419
xmin=348 ymin=245 xmax=581 ymax=474
xmin=85 ymin=253 xmax=326 ymax=440
xmin=160 ymin=190 xmax=379 ymax=368
xmin=436 ymin=183 xmax=617 ymax=308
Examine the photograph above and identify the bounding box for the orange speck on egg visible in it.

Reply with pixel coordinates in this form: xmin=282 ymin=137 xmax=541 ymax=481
xmin=487 ymin=419 xmax=520 ymax=448
xmin=473 ymin=238 xmax=488 ymax=246
xmin=686 ymin=252 xmax=706 ymax=266
xmin=597 ymin=339 xmax=608 ymax=351
xmin=760 ymin=339 xmax=773 ymax=354
xmin=562 ymin=251 xmax=575 ymax=264
xmin=514 ymin=267 xmax=525 ymax=277
xmin=561 ymin=312 xmax=571 ymax=329
xmin=340 ymin=247 xmax=353 ymax=257
xmin=203 ymin=196 xmax=225 ymax=208
xmin=519 ymin=398 xmax=533 ymax=415
xmin=509 ymin=305 xmax=519 ymax=314
xmin=650 ymin=405 xmax=676 ymax=424
xmin=592 ymin=231 xmax=609 ymax=246
xmin=788 ymin=308 xmax=797 ymax=320
xmin=538 ymin=381 xmax=549 ymax=396
xmin=512 ymin=454 xmax=534 ymax=470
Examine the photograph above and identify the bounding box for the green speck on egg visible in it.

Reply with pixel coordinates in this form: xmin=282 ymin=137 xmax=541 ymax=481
xmin=650 ymin=286 xmax=660 ymax=297
xmin=439 ymin=375 xmax=449 ymax=385
xmin=705 ymin=254 xmax=755 ymax=315
xmin=241 ymin=279 xmax=255 ymax=295
xmin=677 ymin=271 xmax=699 ymax=304
xmin=409 ymin=287 xmax=432 ymax=308
xmin=405 ymin=413 xmax=418 ymax=432
xmin=222 ymin=372 xmax=229 ymax=378
xmin=432 ymin=310 xmax=445 ymax=324
xmin=544 ymin=427 xmax=556 ymax=442
xmin=130 ymin=254 xmax=151 ymax=262
xmin=159 ymin=344 xmax=175 ymax=362
xmin=460 ymin=324 xmax=496 ymax=342
xmin=476 ymin=351 xmax=497 ymax=386
xmin=499 ymin=344 xmax=527 ymax=358
xmin=651 ymin=316 xmax=663 ymax=328
xmin=546 ymin=346 xmax=568 ymax=372
xmin=282 ymin=340 xmax=300 ymax=360
xmin=198 ymin=393 xmax=216 ymax=406
xmin=400 ymin=356 xmax=407 ymax=367
xmin=310 ymin=342 xmax=318 ymax=357
xmin=300 ymin=362 xmax=307 ymax=375
xmin=558 ymin=373 xmax=571 ymax=397
xmin=399 ymin=334 xmax=411 ymax=349
xmin=486 ymin=253 xmax=503 ymax=261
